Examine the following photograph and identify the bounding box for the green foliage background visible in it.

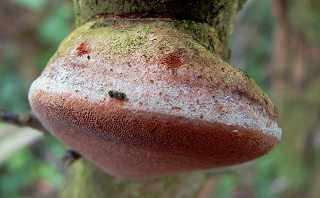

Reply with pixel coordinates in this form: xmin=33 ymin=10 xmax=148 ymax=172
xmin=0 ymin=0 xmax=73 ymax=197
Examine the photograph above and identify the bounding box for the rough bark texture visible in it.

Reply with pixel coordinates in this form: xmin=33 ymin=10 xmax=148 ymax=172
xmin=62 ymin=0 xmax=247 ymax=197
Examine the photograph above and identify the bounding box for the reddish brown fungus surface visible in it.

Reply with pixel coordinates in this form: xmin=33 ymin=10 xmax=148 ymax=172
xmin=160 ymin=51 xmax=184 ymax=69
xmin=30 ymin=92 xmax=278 ymax=179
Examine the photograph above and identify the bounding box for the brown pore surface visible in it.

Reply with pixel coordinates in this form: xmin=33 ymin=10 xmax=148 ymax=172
xmin=30 ymin=90 xmax=278 ymax=179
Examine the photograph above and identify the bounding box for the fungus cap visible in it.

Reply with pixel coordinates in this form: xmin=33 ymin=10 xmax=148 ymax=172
xmin=29 ymin=19 xmax=281 ymax=179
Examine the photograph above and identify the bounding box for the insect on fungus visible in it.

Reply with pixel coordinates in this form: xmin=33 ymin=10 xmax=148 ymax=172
xmin=108 ymin=90 xmax=128 ymax=101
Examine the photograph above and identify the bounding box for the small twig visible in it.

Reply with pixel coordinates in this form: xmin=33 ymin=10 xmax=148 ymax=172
xmin=63 ymin=150 xmax=82 ymax=166
xmin=0 ymin=109 xmax=83 ymax=162
xmin=0 ymin=109 xmax=47 ymax=134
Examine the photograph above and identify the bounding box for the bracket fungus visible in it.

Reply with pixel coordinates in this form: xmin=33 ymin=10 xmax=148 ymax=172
xmin=29 ymin=18 xmax=281 ymax=179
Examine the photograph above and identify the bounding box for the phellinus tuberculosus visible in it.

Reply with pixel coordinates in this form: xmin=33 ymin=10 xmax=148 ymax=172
xmin=28 ymin=2 xmax=282 ymax=179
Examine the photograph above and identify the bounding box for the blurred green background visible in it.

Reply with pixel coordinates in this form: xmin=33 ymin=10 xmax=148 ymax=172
xmin=0 ymin=0 xmax=319 ymax=197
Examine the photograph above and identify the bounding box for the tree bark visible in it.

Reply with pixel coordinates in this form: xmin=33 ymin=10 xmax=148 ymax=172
xmin=62 ymin=1 xmax=246 ymax=197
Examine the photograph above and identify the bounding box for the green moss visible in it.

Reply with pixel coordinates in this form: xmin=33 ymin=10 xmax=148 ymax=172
xmin=60 ymin=18 xmax=226 ymax=58
xmin=73 ymin=0 xmax=246 ymax=47
xmin=110 ymin=28 xmax=149 ymax=54
xmin=55 ymin=19 xmax=212 ymax=56
xmin=172 ymin=20 xmax=226 ymax=59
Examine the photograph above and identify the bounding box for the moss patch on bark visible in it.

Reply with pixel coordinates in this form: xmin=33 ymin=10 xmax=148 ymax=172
xmin=73 ymin=0 xmax=246 ymax=48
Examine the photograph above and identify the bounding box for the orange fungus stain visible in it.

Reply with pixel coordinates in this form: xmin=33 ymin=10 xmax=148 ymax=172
xmin=76 ymin=42 xmax=90 ymax=56
xmin=160 ymin=51 xmax=184 ymax=69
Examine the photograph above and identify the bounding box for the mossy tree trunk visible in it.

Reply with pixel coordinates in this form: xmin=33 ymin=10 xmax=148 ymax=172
xmin=62 ymin=1 xmax=246 ymax=197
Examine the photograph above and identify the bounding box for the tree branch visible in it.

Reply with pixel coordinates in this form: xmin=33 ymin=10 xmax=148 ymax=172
xmin=0 ymin=109 xmax=83 ymax=162
xmin=0 ymin=109 xmax=47 ymax=133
